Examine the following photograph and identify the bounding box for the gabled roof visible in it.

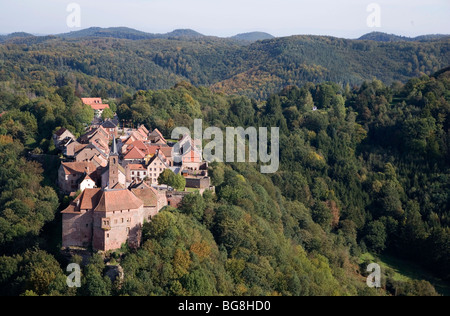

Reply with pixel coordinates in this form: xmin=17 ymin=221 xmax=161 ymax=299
xmin=102 ymin=120 xmax=117 ymax=129
xmin=130 ymin=181 xmax=151 ymax=189
xmin=149 ymin=128 xmax=166 ymax=143
xmin=126 ymin=140 xmax=147 ymax=152
xmin=96 ymin=126 xmax=110 ymax=139
xmin=79 ymin=126 xmax=110 ymax=144
xmin=124 ymin=146 xmax=146 ymax=160
xmin=131 ymin=187 xmax=159 ymax=207
xmin=61 ymin=161 xmax=97 ymax=175
xmin=138 ymin=125 xmax=150 ymax=137
xmin=91 ymin=104 xmax=109 ymax=110
xmin=55 ymin=127 xmax=70 ymax=137
xmin=67 ymin=142 xmax=87 ymax=156
xmin=157 ymin=145 xmax=173 ymax=158
xmin=148 ymin=150 xmax=170 ymax=168
xmin=80 ymin=173 xmax=95 ymax=183
xmin=125 ymin=140 xmax=157 ymax=156
xmin=95 ymin=189 xmax=143 ymax=212
xmin=128 ymin=164 xmax=147 ymax=171
xmin=130 ymin=130 xmax=146 ymax=141
xmin=111 ymin=182 xmax=125 ymax=190
xmin=62 ymin=188 xmax=102 ymax=214
xmin=182 ymin=147 xmax=202 ymax=163
xmin=80 ymin=142 xmax=108 ymax=159
xmin=81 ymin=98 xmax=102 ymax=105
xmin=91 ymin=138 xmax=109 ymax=154
xmin=91 ymin=155 xmax=108 ymax=168
xmin=124 ymin=135 xmax=136 ymax=145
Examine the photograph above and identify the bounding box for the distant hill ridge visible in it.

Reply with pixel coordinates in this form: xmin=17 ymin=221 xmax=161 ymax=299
xmin=359 ymin=31 xmax=449 ymax=42
xmin=231 ymin=32 xmax=275 ymax=42
xmin=1 ymin=27 xmax=448 ymax=43
xmin=0 ymin=27 xmax=448 ymax=99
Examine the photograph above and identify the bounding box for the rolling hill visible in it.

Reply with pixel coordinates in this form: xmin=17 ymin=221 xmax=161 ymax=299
xmin=0 ymin=28 xmax=448 ymax=99
xmin=359 ymin=31 xmax=450 ymax=42
xmin=231 ymin=32 xmax=275 ymax=42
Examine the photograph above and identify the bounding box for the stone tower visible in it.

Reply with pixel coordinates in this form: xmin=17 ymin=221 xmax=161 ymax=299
xmin=108 ymin=135 xmax=119 ymax=188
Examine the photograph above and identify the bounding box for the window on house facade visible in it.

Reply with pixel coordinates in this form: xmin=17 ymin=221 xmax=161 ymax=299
xmin=126 ymin=227 xmax=130 ymax=235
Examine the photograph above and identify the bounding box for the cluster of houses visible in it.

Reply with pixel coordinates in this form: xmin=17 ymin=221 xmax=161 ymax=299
xmin=54 ymin=98 xmax=213 ymax=252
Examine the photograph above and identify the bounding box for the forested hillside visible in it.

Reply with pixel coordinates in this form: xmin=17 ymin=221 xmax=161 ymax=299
xmin=0 ymin=50 xmax=449 ymax=296
xmin=0 ymin=31 xmax=448 ymax=99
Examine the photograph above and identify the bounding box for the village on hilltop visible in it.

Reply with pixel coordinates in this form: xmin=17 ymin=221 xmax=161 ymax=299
xmin=54 ymin=98 xmax=213 ymax=252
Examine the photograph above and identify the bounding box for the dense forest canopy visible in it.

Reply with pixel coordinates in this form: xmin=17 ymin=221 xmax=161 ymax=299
xmin=0 ymin=31 xmax=448 ymax=99
xmin=0 ymin=30 xmax=449 ymax=296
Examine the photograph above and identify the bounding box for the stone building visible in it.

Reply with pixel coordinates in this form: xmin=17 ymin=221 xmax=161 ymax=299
xmin=58 ymin=161 xmax=99 ymax=193
xmin=61 ymin=186 xmax=167 ymax=252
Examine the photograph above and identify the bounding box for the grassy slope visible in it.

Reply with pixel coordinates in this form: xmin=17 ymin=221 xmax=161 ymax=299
xmin=360 ymin=253 xmax=450 ymax=296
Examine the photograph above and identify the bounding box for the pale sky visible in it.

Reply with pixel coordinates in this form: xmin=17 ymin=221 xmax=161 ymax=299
xmin=0 ymin=0 xmax=449 ymax=38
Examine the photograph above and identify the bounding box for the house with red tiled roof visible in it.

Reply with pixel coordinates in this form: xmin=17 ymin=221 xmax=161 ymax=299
xmin=137 ymin=125 xmax=150 ymax=140
xmin=66 ymin=141 xmax=87 ymax=158
xmin=146 ymin=150 xmax=170 ymax=184
xmin=58 ymin=161 xmax=99 ymax=193
xmin=155 ymin=145 xmax=174 ymax=166
xmin=121 ymin=135 xmax=136 ymax=154
xmin=149 ymin=128 xmax=166 ymax=144
xmin=102 ymin=120 xmax=118 ymax=138
xmin=126 ymin=163 xmax=149 ymax=183
xmin=75 ymin=143 xmax=108 ymax=163
xmin=81 ymin=98 xmax=102 ymax=105
xmin=91 ymin=154 xmax=108 ymax=169
xmin=81 ymin=98 xmax=110 ymax=118
xmin=123 ymin=146 xmax=147 ymax=163
xmin=79 ymin=174 xmax=96 ymax=192
xmin=173 ymin=134 xmax=203 ymax=170
xmin=79 ymin=126 xmax=110 ymax=145
xmin=123 ymin=140 xmax=152 ymax=155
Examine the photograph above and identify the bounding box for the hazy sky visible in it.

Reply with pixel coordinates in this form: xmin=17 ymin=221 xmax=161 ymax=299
xmin=0 ymin=0 xmax=448 ymax=38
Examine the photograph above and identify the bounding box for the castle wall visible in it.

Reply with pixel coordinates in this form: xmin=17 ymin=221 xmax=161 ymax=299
xmin=62 ymin=211 xmax=93 ymax=248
